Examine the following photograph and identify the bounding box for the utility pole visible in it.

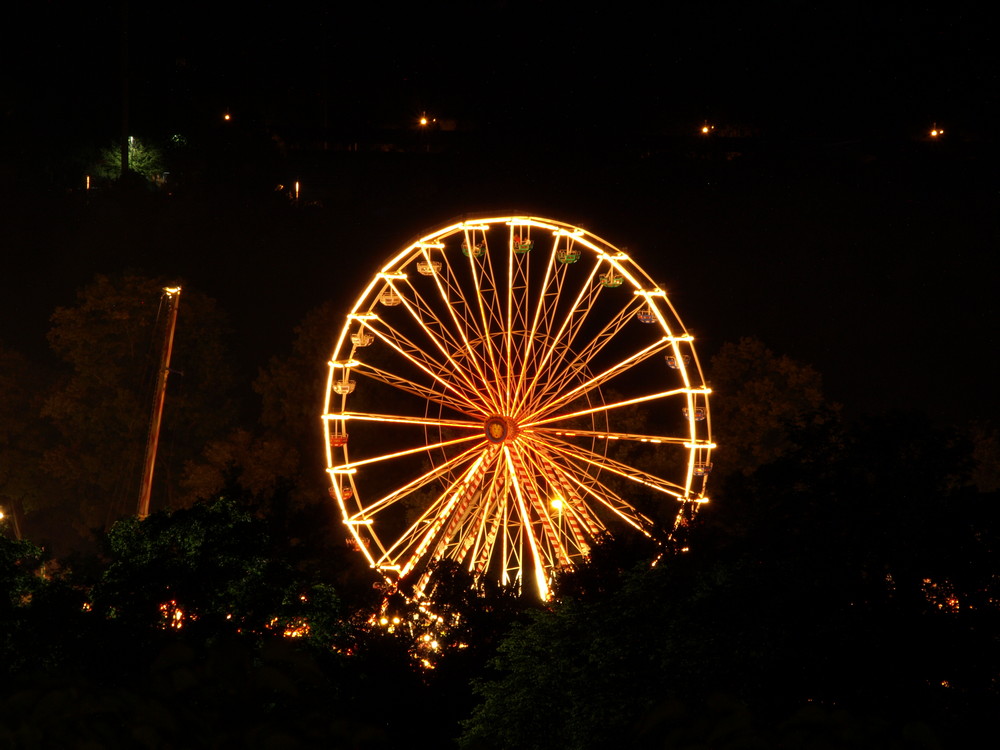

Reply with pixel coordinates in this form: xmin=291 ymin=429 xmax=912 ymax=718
xmin=137 ymin=287 xmax=181 ymax=519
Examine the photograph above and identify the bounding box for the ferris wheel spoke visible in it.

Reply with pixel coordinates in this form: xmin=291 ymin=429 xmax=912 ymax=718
xmin=385 ymin=276 xmax=494 ymax=400
xmin=524 ymin=387 xmax=696 ymax=429
xmin=523 ymin=334 xmax=675 ymax=422
xmin=345 ymin=441 xmax=484 ymax=524
xmin=460 ymin=227 xmax=507 ymax=396
xmin=564 ymin=293 xmax=646 ymax=367
xmin=478 ymin=235 xmax=509 ymax=339
xmin=470 ymin=469 xmax=512 ymax=579
xmin=482 ymin=235 xmax=531 ymax=412
xmin=363 ymin=314 xmax=476 ymax=389
xmin=389 ymin=445 xmax=500 ymax=578
xmin=529 ymin=438 xmax=660 ymax=533
xmin=460 ymin=468 xmax=503 ymax=570
xmin=358 ymin=318 xmax=488 ymax=412
xmin=403 ymin=264 xmax=522 ymax=406
xmin=510 ymin=443 xmax=575 ymax=568
xmin=434 ymin=253 xmax=487 ymax=345
xmin=328 ymin=411 xmax=481 ymax=430
xmin=428 ymin=246 xmax=511 ymax=408
xmin=524 ymin=446 xmax=644 ymax=536
xmin=562 ymin=466 xmax=658 ymax=535
xmin=539 ymin=262 xmax=603 ymax=362
xmin=503 ymin=225 xmax=531 ymax=411
xmin=411 ymin=450 xmax=509 ymax=597
xmin=374 ymin=497 xmax=469 ymax=572
xmin=516 ymin=442 xmax=595 ymax=557
xmin=503 ymin=446 xmax=555 ymax=598
xmin=514 ymin=252 xmax=603 ymax=414
xmin=395 ymin=271 xmax=470 ymax=356
xmin=348 ymin=362 xmax=479 ymax=416
xmin=534 ymin=425 xmax=703 ymax=446
xmin=338 ymin=432 xmax=484 ymax=472
xmin=512 ymin=232 xmax=560 ymax=409
xmin=526 ymin=243 xmax=567 ymax=345
xmin=531 ymin=296 xmax=647 ymax=405
xmin=524 ymin=294 xmax=648 ymax=416
xmin=538 ymin=434 xmax=690 ymax=498
xmin=510 ymin=232 xmax=580 ymax=412
xmin=534 ymin=230 xmax=595 ymax=344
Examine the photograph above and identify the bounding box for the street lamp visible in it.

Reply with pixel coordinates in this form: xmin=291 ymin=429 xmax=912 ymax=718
xmin=0 ymin=506 xmax=23 ymax=540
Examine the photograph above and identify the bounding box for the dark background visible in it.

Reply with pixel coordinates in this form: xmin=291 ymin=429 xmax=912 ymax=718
xmin=1 ymin=1 xmax=996 ymax=423
xmin=1 ymin=6 xmax=998 ymax=746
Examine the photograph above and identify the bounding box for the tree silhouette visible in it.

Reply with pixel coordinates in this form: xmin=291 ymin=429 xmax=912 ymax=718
xmin=180 ymin=299 xmax=339 ymax=509
xmin=42 ymin=273 xmax=236 ymax=543
xmin=707 ymin=337 xmax=833 ymax=477
xmin=461 ymin=406 xmax=1000 ymax=749
xmin=94 ymin=137 xmax=165 ymax=182
xmin=0 ymin=344 xmax=57 ymax=535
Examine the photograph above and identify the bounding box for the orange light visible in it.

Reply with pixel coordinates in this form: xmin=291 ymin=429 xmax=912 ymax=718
xmin=322 ymin=215 xmax=715 ymax=601
xmin=159 ymin=600 xmax=190 ymax=630
xmin=283 ymin=619 xmax=310 ymax=638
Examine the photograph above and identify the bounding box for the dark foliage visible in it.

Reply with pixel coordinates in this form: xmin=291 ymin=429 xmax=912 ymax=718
xmin=5 ymin=329 xmax=1000 ymax=749
xmin=461 ymin=412 xmax=1000 ymax=749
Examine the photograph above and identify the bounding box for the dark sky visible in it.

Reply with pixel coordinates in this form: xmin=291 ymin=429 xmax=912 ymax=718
xmin=5 ymin=2 xmax=995 ymax=144
xmin=1 ymin=2 xmax=997 ymax=426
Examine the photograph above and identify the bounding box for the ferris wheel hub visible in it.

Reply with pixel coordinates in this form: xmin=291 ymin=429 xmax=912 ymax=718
xmin=484 ymin=415 xmax=519 ymax=445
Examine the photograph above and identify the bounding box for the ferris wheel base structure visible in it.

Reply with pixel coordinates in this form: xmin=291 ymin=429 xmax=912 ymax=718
xmin=322 ymin=215 xmax=713 ymax=600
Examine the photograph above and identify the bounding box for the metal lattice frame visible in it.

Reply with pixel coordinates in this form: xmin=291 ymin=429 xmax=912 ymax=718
xmin=323 ymin=216 xmax=713 ymax=599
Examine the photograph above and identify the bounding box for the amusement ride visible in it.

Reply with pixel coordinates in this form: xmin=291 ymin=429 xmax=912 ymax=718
xmin=322 ymin=216 xmax=713 ymax=600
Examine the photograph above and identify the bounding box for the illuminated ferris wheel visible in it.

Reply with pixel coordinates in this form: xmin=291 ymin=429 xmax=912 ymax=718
xmin=322 ymin=216 xmax=713 ymax=599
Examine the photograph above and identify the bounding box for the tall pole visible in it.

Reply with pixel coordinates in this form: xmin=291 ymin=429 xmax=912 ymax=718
xmin=137 ymin=287 xmax=181 ymax=519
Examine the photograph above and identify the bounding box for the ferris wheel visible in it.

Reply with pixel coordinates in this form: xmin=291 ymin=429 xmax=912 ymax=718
xmin=322 ymin=216 xmax=713 ymax=599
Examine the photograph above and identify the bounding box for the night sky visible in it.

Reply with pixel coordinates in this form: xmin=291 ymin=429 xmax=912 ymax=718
xmin=8 ymin=2 xmax=993 ymax=139
xmin=1 ymin=1 xmax=996 ymax=424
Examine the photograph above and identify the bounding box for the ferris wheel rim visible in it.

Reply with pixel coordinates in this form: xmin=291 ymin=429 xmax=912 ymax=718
xmin=322 ymin=215 xmax=713 ymax=599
